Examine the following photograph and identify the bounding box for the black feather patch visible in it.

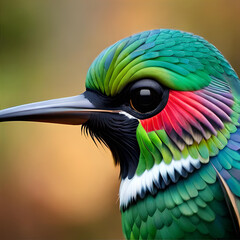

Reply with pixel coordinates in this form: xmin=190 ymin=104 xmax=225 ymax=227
xmin=82 ymin=112 xmax=140 ymax=179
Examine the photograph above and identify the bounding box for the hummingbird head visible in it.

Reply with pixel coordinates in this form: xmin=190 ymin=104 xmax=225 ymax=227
xmin=1 ymin=29 xmax=239 ymax=207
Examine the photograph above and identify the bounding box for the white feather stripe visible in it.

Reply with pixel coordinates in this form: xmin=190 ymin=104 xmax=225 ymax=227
xmin=119 ymin=111 xmax=136 ymax=119
xmin=119 ymin=156 xmax=201 ymax=208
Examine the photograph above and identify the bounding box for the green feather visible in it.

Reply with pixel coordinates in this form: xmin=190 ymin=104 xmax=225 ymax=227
xmin=157 ymin=226 xmax=171 ymax=239
xmin=135 ymin=215 xmax=142 ymax=228
xmin=199 ymin=167 xmax=216 ymax=184
xmin=197 ymin=205 xmax=215 ymax=222
xmin=225 ymin=147 xmax=240 ymax=160
xmin=122 ymin=212 xmax=131 ymax=239
xmin=139 ymin=221 xmax=148 ymax=239
xmin=147 ymin=131 xmax=163 ymax=164
xmin=153 ymin=210 xmax=164 ymax=229
xmin=137 ymin=200 xmax=148 ymax=222
xmin=161 ymin=208 xmax=173 ymax=226
xmin=184 ymin=178 xmax=199 ymax=198
xmin=125 ymin=208 xmax=134 ymax=228
xmin=177 ymin=216 xmax=196 ymax=233
xmin=226 ymin=177 xmax=240 ymax=196
xmin=187 ymin=142 xmax=199 ymax=159
xmin=168 ymin=220 xmax=185 ymax=239
xmin=218 ymin=151 xmax=232 ymax=169
xmin=145 ymin=34 xmax=158 ymax=43
xmin=198 ymin=186 xmax=214 ymax=202
xmin=207 ymin=217 xmax=225 ymax=238
xmin=209 ymin=183 xmax=224 ymax=201
xmin=220 ymin=127 xmax=230 ymax=139
xmin=212 ymin=135 xmax=225 ymax=149
xmin=145 ymin=195 xmax=156 ymax=217
xmin=196 ymin=221 xmax=209 ymax=235
xmin=131 ymin=225 xmax=139 ymax=240
xmin=187 ymin=199 xmax=198 ymax=214
xmin=146 ymin=216 xmax=156 ymax=239
xmin=158 ymin=144 xmax=173 ymax=164
xmin=155 ymin=193 xmax=165 ymax=212
xmin=176 ymin=182 xmax=190 ymax=201
xmin=232 ymin=102 xmax=240 ymax=113
xmin=171 ymin=207 xmax=181 ymax=219
xmin=209 ymin=200 xmax=228 ymax=217
xmin=158 ymin=56 xmax=179 ymax=63
xmin=181 ymin=145 xmax=189 ymax=159
xmin=155 ymin=130 xmax=181 ymax=161
xmin=192 ymin=173 xmax=207 ymax=190
xmin=178 ymin=202 xmax=194 ymax=216
xmin=206 ymin=137 xmax=219 ymax=156
xmin=189 ymin=215 xmax=200 ymax=225
xmin=170 ymin=185 xmax=184 ymax=205
xmin=164 ymin=189 xmax=175 ymax=209
xmin=231 ymin=159 xmax=240 ymax=169
xmin=197 ymin=139 xmax=209 ymax=160
xmin=194 ymin=197 xmax=207 ymax=208
xmin=138 ymin=129 xmax=155 ymax=170
xmin=136 ymin=154 xmax=147 ymax=176
xmin=216 ymin=130 xmax=228 ymax=146
xmin=131 ymin=204 xmax=138 ymax=220
xmin=224 ymin=122 xmax=237 ymax=133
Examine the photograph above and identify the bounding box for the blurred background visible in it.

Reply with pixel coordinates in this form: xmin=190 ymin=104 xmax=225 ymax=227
xmin=0 ymin=0 xmax=239 ymax=239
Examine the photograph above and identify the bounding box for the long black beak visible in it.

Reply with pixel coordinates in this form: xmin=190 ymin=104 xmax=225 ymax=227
xmin=0 ymin=93 xmax=116 ymax=125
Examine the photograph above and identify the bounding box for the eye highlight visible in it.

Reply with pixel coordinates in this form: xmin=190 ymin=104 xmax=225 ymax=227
xmin=129 ymin=79 xmax=166 ymax=114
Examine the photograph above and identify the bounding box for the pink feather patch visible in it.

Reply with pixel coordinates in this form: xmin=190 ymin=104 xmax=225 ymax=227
xmin=140 ymin=89 xmax=233 ymax=142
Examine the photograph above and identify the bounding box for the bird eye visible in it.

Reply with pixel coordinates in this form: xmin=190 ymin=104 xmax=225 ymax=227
xmin=129 ymin=79 xmax=165 ymax=113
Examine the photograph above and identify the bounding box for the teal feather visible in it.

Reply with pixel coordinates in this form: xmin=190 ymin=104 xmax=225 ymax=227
xmin=176 ymin=181 xmax=191 ymax=201
xmin=137 ymin=200 xmax=148 ymax=222
xmin=192 ymin=173 xmax=207 ymax=190
xmin=161 ymin=209 xmax=173 ymax=226
xmin=199 ymin=167 xmax=216 ymax=184
xmin=198 ymin=186 xmax=214 ymax=202
xmin=197 ymin=221 xmax=209 ymax=235
xmin=178 ymin=202 xmax=193 ymax=216
xmin=164 ymin=189 xmax=175 ymax=209
xmin=195 ymin=197 xmax=207 ymax=208
xmin=189 ymin=215 xmax=200 ymax=225
xmin=153 ymin=210 xmax=164 ymax=229
xmin=184 ymin=178 xmax=199 ymax=198
xmin=197 ymin=205 xmax=215 ymax=222
xmin=132 ymin=224 xmax=140 ymax=239
xmin=207 ymin=217 xmax=226 ymax=238
xmin=231 ymin=159 xmax=240 ymax=169
xmin=177 ymin=216 xmax=196 ymax=233
xmin=209 ymin=200 xmax=228 ymax=217
xmin=209 ymin=183 xmax=224 ymax=201
xmin=226 ymin=177 xmax=240 ymax=197
xmin=145 ymin=195 xmax=156 ymax=217
xmin=155 ymin=193 xmax=165 ymax=212
xmin=187 ymin=200 xmax=198 ymax=214
xmin=168 ymin=220 xmax=185 ymax=238
xmin=135 ymin=215 xmax=141 ymax=228
xmin=146 ymin=216 xmax=156 ymax=238
xmin=170 ymin=185 xmax=184 ymax=205
xmin=140 ymin=221 xmax=148 ymax=239
xmin=171 ymin=207 xmax=181 ymax=218
xmin=131 ymin=204 xmax=138 ymax=220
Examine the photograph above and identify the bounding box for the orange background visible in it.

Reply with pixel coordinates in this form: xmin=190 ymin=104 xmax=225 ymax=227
xmin=0 ymin=0 xmax=240 ymax=239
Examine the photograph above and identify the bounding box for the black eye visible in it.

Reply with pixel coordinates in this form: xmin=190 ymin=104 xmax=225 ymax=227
xmin=129 ymin=79 xmax=165 ymax=113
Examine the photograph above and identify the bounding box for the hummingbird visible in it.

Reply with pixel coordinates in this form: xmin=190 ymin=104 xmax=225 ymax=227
xmin=0 ymin=29 xmax=240 ymax=239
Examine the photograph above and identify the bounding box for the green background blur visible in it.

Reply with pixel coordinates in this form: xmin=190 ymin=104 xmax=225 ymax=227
xmin=0 ymin=0 xmax=239 ymax=239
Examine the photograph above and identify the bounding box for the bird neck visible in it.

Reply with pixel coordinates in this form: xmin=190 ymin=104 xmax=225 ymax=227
xmin=120 ymin=163 xmax=236 ymax=239
xmin=119 ymin=155 xmax=200 ymax=209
